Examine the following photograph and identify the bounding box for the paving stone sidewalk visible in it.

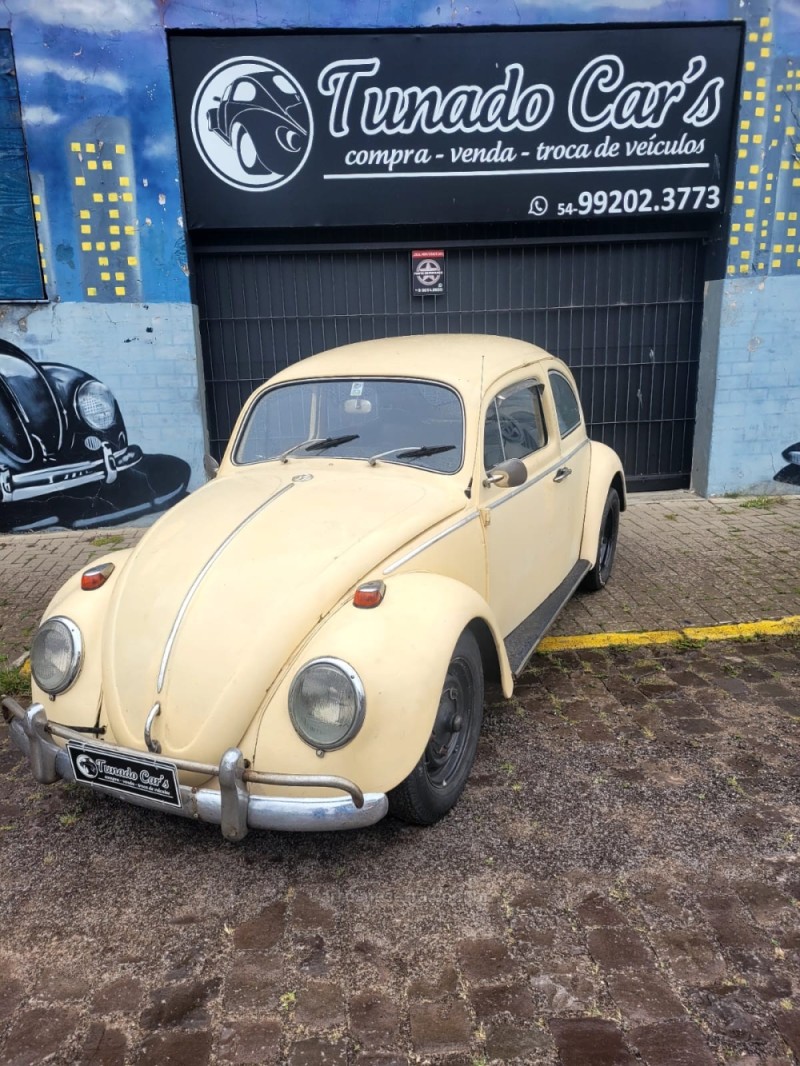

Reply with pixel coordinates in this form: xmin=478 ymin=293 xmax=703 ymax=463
xmin=1 ymin=492 xmax=799 ymax=665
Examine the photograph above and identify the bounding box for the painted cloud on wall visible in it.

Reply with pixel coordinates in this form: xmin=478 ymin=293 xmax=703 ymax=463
xmin=20 ymin=104 xmax=62 ymax=126
xmin=17 ymin=56 xmax=128 ymax=94
xmin=7 ymin=0 xmax=157 ymax=33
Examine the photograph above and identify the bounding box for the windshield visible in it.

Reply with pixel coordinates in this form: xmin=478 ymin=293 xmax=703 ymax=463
xmin=234 ymin=378 xmax=464 ymax=473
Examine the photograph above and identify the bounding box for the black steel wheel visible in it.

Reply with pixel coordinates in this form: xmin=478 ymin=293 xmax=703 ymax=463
xmin=582 ymin=487 xmax=620 ymax=592
xmin=388 ymin=630 xmax=484 ymax=825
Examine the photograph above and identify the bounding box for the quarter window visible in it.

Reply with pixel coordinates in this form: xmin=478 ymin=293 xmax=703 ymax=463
xmin=549 ymin=372 xmax=582 ymax=437
xmin=484 ymin=381 xmax=547 ymax=470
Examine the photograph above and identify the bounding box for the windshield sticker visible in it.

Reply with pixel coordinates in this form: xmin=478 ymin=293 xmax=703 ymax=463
xmin=350 ymin=382 xmax=365 ymax=397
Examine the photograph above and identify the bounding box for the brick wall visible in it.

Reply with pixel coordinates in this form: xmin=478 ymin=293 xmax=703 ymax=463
xmin=2 ymin=301 xmax=206 ymax=492
xmin=697 ymin=275 xmax=800 ymax=495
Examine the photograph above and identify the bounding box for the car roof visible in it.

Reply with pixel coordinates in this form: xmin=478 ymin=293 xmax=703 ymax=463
xmin=268 ymin=334 xmax=554 ymax=400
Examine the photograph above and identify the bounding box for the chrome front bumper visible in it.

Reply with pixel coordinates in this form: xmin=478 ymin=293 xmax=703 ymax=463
xmin=1 ymin=699 xmax=388 ymax=840
xmin=0 ymin=443 xmax=141 ymax=503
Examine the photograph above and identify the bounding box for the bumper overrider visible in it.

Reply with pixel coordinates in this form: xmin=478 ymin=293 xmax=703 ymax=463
xmin=1 ymin=698 xmax=388 ymax=840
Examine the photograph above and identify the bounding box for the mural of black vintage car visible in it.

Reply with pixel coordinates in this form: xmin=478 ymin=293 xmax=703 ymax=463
xmin=207 ymin=71 xmax=308 ymax=175
xmin=774 ymin=441 xmax=800 ymax=487
xmin=0 ymin=339 xmax=190 ymax=533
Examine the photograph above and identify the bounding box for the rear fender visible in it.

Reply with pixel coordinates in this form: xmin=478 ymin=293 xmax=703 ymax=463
xmin=579 ymin=442 xmax=626 ymax=564
xmin=250 ymin=572 xmax=512 ymax=796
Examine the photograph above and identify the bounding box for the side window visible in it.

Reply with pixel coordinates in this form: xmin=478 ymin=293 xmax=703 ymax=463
xmin=483 ymin=381 xmax=547 ymax=470
xmin=549 ymin=371 xmax=582 ymax=437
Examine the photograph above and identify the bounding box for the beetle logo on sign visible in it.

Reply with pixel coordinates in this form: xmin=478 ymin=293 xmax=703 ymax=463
xmin=191 ymin=56 xmax=314 ymax=191
xmin=75 ymin=753 xmax=99 ymax=779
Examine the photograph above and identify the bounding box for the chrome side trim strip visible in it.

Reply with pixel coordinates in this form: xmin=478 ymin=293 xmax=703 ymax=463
xmin=383 ymin=511 xmax=479 ymax=575
xmin=157 ymin=483 xmax=294 ymax=692
xmin=487 ymin=438 xmax=590 ymax=510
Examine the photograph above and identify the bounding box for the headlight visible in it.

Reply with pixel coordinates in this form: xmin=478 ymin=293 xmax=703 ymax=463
xmin=76 ymin=380 xmax=116 ymax=430
xmin=30 ymin=617 xmax=83 ymax=695
xmin=288 ymin=658 xmax=365 ymax=751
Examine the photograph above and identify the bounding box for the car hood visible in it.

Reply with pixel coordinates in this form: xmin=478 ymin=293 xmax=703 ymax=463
xmin=100 ymin=464 xmax=466 ymax=761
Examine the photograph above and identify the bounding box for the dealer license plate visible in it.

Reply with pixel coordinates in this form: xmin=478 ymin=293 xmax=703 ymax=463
xmin=67 ymin=741 xmax=182 ymax=809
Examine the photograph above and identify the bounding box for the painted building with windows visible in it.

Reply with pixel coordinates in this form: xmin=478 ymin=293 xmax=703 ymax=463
xmin=0 ymin=0 xmax=798 ymax=533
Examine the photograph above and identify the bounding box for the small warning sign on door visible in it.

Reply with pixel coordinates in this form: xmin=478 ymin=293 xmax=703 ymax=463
xmin=411 ymin=249 xmax=445 ymax=296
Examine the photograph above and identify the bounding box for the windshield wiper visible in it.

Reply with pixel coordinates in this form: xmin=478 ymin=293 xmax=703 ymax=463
xmin=280 ymin=435 xmax=359 ymax=462
xmin=306 ymin=434 xmax=359 ymax=451
xmin=368 ymin=444 xmax=455 ymax=466
xmin=397 ymin=445 xmax=456 ymax=459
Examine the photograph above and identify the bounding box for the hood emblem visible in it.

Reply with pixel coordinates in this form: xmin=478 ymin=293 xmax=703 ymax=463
xmin=292 ymin=473 xmax=313 ymax=482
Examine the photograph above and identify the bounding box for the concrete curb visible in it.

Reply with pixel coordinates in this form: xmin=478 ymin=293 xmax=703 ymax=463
xmin=539 ymin=614 xmax=800 ymax=652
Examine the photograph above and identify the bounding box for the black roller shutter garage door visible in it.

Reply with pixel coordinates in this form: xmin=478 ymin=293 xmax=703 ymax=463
xmin=196 ymin=236 xmax=704 ymax=491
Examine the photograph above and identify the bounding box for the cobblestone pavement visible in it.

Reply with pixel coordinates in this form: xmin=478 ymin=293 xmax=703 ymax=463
xmin=0 ymin=528 xmax=143 ymax=666
xmin=1 ymin=635 xmax=798 ymax=1064
xmin=1 ymin=493 xmax=800 ymax=665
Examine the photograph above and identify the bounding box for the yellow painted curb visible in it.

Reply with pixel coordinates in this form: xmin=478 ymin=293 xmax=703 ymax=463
xmin=538 ymin=615 xmax=800 ymax=653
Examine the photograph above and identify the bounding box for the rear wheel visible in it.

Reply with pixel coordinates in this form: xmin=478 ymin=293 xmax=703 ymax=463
xmin=233 ymin=123 xmax=264 ymax=173
xmin=582 ymin=487 xmax=620 ymax=592
xmin=388 ymin=630 xmax=484 ymax=825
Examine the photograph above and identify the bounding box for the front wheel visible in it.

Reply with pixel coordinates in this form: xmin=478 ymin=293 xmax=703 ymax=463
xmin=388 ymin=630 xmax=484 ymax=825
xmin=582 ymin=487 xmax=620 ymax=592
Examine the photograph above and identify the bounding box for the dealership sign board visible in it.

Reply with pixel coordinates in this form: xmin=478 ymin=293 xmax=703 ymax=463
xmin=169 ymin=26 xmax=742 ymax=229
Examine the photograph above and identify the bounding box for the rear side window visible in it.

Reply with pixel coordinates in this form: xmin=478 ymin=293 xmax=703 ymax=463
xmin=549 ymin=371 xmax=582 ymax=437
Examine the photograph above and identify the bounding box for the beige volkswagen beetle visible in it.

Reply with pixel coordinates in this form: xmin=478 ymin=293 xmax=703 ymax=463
xmin=3 ymin=335 xmax=624 ymax=840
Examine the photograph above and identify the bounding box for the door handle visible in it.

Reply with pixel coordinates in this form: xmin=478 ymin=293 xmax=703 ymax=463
xmin=553 ymin=466 xmax=572 ymax=483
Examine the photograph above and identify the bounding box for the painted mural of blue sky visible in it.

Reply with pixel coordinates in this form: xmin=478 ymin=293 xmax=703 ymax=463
xmin=5 ymin=0 xmax=188 ymax=303
xmin=3 ymin=0 xmax=799 ymax=304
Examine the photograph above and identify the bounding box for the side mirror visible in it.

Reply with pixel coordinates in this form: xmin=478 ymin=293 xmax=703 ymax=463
xmin=204 ymin=453 xmax=220 ymax=480
xmin=484 ymin=457 xmax=527 ymax=489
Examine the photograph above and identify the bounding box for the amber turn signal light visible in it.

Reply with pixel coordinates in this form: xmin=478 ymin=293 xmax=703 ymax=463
xmin=81 ymin=562 xmax=115 ymax=591
xmin=353 ymin=580 xmax=386 ymax=609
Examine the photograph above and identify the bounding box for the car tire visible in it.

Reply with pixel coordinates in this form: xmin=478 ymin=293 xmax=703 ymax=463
xmin=388 ymin=629 xmax=484 ymax=825
xmin=582 ymin=486 xmax=620 ymax=592
xmin=233 ymin=123 xmax=264 ymax=174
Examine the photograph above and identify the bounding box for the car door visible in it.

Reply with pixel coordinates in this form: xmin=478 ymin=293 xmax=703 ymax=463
xmin=480 ymin=374 xmax=575 ymax=637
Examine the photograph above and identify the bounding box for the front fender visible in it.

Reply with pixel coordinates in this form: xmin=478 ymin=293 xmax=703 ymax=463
xmin=249 ymin=572 xmax=511 ymax=796
xmin=29 ymin=549 xmax=135 ymax=728
xmin=579 ymin=441 xmax=626 ymax=564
